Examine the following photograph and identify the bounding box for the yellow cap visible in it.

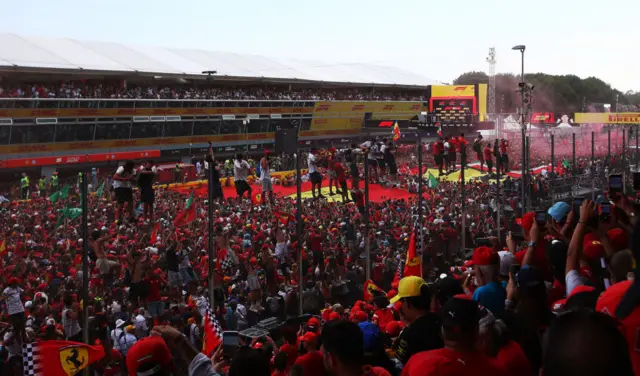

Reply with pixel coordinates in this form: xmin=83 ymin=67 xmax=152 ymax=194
xmin=389 ymin=276 xmax=426 ymax=304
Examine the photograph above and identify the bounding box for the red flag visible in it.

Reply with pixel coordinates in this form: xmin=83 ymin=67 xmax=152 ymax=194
xmin=150 ymin=222 xmax=160 ymax=244
xmin=202 ymin=308 xmax=223 ymax=356
xmin=22 ymin=340 xmax=105 ymax=376
xmin=174 ymin=203 xmax=196 ymax=227
xmin=251 ymin=191 xmax=262 ymax=205
xmin=392 ymin=121 xmax=401 ymax=141
xmin=437 ymin=123 xmax=443 ymax=137
xmin=403 ymin=233 xmax=421 ymax=278
xmin=364 ymin=279 xmax=386 ymax=301
xmin=274 ymin=211 xmax=295 ymax=225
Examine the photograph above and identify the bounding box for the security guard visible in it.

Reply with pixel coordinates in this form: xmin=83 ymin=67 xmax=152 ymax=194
xmin=20 ymin=173 xmax=30 ymax=199
xmin=38 ymin=175 xmax=47 ymax=197
xmin=51 ymin=171 xmax=59 ymax=191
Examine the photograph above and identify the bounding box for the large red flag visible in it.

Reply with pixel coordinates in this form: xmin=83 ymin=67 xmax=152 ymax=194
xmin=149 ymin=222 xmax=160 ymax=244
xmin=22 ymin=340 xmax=105 ymax=376
xmin=202 ymin=307 xmax=223 ymax=357
xmin=403 ymin=232 xmax=422 ymax=278
xmin=174 ymin=203 xmax=196 ymax=227
xmin=251 ymin=191 xmax=262 ymax=205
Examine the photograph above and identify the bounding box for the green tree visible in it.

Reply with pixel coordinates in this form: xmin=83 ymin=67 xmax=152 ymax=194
xmin=452 ymin=72 xmax=637 ymax=114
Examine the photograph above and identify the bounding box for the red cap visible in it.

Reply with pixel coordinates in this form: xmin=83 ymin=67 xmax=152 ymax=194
xmin=329 ymin=312 xmax=341 ymax=321
xmin=385 ymin=321 xmax=404 ymax=337
xmin=126 ymin=336 xmax=173 ymax=376
xmin=607 ymin=228 xmax=629 ymax=251
xmin=299 ymin=331 xmax=317 ymax=343
xmin=353 ymin=310 xmax=368 ymax=323
xmin=583 ymin=233 xmax=605 ymax=260
xmin=307 ymin=317 xmax=320 ymax=329
xmin=471 ymin=247 xmax=499 ymax=266
xmin=597 ymin=280 xmax=632 ymax=318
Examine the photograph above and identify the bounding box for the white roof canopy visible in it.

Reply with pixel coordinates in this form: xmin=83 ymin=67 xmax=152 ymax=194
xmin=0 ymin=33 xmax=440 ymax=87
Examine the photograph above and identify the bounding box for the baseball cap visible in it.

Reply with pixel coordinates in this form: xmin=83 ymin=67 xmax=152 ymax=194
xmin=115 ymin=319 xmax=125 ymax=329
xmin=299 ymin=331 xmax=317 ymax=343
xmin=126 ymin=336 xmax=173 ymax=376
xmin=440 ymin=295 xmax=480 ymax=333
xmin=516 ymin=265 xmax=541 ymax=288
xmin=471 ymin=247 xmax=499 ymax=266
xmin=607 ymin=228 xmax=629 ymax=252
xmin=389 ymin=276 xmax=426 ymax=304
xmin=548 ymin=202 xmax=571 ymax=223
xmin=583 ymin=233 xmax=605 ymax=260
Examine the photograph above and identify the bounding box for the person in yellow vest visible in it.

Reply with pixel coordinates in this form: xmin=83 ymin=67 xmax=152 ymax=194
xmin=51 ymin=171 xmax=59 ymax=192
xmin=174 ymin=163 xmax=181 ymax=183
xmin=20 ymin=173 xmax=30 ymax=199
xmin=38 ymin=175 xmax=47 ymax=197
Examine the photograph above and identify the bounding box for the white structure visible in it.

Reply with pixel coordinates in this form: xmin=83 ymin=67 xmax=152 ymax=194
xmin=0 ymin=33 xmax=440 ymax=87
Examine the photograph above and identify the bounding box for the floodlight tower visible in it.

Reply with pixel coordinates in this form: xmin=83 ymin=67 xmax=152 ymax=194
xmin=486 ymin=48 xmax=496 ymax=117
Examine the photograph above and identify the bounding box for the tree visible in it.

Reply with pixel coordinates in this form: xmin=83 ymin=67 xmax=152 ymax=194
xmin=452 ymin=72 xmax=637 ymax=114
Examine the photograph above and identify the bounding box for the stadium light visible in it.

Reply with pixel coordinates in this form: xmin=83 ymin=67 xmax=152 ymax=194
xmin=202 ymin=70 xmax=217 ymax=75
xmin=511 ymin=45 xmax=526 ymax=52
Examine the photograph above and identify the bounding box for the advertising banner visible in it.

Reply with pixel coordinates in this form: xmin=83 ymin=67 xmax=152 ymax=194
xmin=575 ymin=112 xmax=640 ymax=124
xmin=1 ymin=150 xmax=160 ymax=169
xmin=430 ymin=85 xmax=475 ymax=98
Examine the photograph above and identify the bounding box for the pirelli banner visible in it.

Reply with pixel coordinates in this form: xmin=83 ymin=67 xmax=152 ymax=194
xmin=575 ymin=112 xmax=640 ymax=124
xmin=310 ymin=101 xmax=427 ymax=131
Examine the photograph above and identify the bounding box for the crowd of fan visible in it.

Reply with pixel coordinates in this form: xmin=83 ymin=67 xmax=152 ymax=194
xmin=0 ymin=82 xmax=426 ymax=101
xmin=1 ymin=137 xmax=639 ymax=376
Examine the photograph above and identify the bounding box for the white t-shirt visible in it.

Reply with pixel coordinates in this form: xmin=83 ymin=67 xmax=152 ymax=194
xmin=112 ymin=166 xmax=131 ymax=189
xmin=234 ymin=160 xmax=251 ymax=181
xmin=2 ymin=287 xmax=24 ymax=315
xmin=308 ymin=153 xmax=317 ymax=173
xmin=260 ymin=159 xmax=271 ymax=180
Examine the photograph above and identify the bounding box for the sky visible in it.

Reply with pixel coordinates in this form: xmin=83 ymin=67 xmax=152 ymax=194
xmin=1 ymin=0 xmax=638 ymax=92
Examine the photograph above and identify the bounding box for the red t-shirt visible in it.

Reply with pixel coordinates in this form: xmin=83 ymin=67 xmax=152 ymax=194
xmin=433 ymin=142 xmax=443 ymax=156
xmin=145 ymin=278 xmax=162 ymax=302
xmin=294 ymin=350 xmax=325 ymax=376
xmin=483 ymin=147 xmax=493 ymax=161
xmin=373 ymin=308 xmax=394 ymax=332
xmin=500 ymin=141 xmax=507 ymax=154
xmin=310 ymin=233 xmax=323 ymax=252
xmin=497 ymin=341 xmax=533 ymax=376
xmin=334 ymin=163 xmax=347 ymax=181
xmin=279 ymin=343 xmax=299 ymax=367
xmin=402 ymin=348 xmax=508 ymax=376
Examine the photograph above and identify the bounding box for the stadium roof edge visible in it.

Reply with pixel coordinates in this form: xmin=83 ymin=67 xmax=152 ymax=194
xmin=0 ymin=33 xmax=441 ymax=89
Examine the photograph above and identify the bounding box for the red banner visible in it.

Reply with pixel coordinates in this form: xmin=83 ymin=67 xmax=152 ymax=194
xmin=1 ymin=150 xmax=160 ymax=169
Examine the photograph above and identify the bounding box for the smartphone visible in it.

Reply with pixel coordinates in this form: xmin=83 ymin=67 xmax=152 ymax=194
xmin=477 ymin=238 xmax=491 ymax=247
xmin=609 ymin=174 xmax=623 ymax=195
xmin=535 ymin=211 xmax=547 ymax=226
xmin=223 ymin=331 xmax=239 ymax=359
xmin=600 ymin=202 xmax=611 ymax=219
xmin=634 ymin=172 xmax=640 ymax=190
xmin=573 ymin=197 xmax=584 ymax=214
xmin=509 ymin=264 xmax=521 ymax=277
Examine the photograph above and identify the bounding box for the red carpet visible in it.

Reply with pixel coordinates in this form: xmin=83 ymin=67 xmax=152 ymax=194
xmin=170 ymin=181 xmax=415 ymax=202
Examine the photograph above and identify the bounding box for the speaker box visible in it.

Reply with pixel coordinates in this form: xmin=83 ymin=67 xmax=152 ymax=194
xmin=275 ymin=129 xmax=298 ymax=154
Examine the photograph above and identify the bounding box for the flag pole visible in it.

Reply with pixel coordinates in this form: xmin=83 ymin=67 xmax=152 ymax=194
xmin=81 ymin=171 xmax=89 ymax=344
xmin=417 ymin=133 xmax=423 ymax=246
xmin=295 ymin=148 xmax=303 ymax=315
xmin=207 ymin=160 xmax=215 ymax=308
xmin=460 ymin=146 xmax=466 ymax=253
xmin=364 ymin=145 xmax=371 ymax=281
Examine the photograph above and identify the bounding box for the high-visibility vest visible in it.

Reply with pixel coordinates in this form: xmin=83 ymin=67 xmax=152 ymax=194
xmin=51 ymin=175 xmax=59 ymax=187
xmin=21 ymin=176 xmax=29 ymax=188
xmin=39 ymin=178 xmax=47 ymax=190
